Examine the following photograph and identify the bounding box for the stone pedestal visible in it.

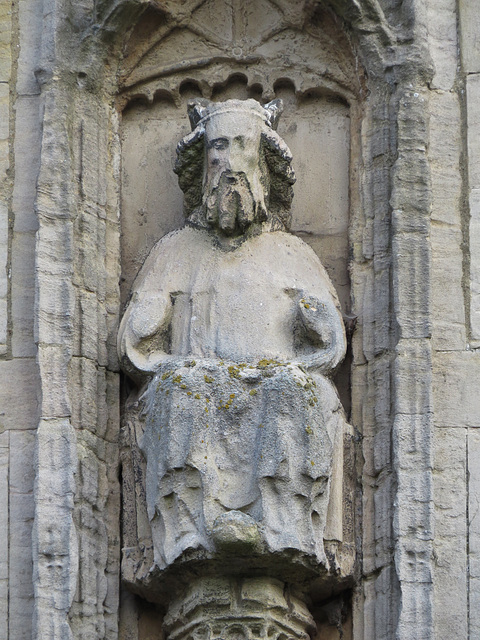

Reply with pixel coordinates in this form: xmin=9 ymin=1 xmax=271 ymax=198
xmin=164 ymin=577 xmax=315 ymax=640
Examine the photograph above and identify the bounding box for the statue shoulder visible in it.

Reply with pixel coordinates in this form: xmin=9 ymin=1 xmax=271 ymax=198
xmin=148 ymin=225 xmax=210 ymax=258
xmin=132 ymin=226 xmax=211 ymax=291
xmin=135 ymin=226 xmax=211 ymax=284
xmin=258 ymin=231 xmax=326 ymax=269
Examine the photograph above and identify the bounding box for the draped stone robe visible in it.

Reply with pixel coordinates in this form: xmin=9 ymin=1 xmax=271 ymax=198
xmin=118 ymin=225 xmax=347 ymax=571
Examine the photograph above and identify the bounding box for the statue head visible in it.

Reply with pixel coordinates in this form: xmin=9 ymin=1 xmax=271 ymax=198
xmin=174 ymin=98 xmax=296 ymax=235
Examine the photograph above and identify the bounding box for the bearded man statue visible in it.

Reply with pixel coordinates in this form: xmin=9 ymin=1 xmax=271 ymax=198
xmin=118 ymin=99 xmax=349 ymax=599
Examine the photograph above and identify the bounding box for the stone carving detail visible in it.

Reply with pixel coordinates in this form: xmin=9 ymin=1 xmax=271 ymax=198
xmin=118 ymin=98 xmax=350 ymax=618
xmin=164 ymin=577 xmax=315 ymax=640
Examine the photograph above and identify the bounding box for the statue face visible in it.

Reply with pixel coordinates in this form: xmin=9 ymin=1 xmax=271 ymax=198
xmin=202 ymin=111 xmax=268 ymax=235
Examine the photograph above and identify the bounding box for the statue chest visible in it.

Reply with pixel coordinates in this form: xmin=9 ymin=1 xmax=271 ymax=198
xmin=169 ymin=244 xmax=299 ymax=360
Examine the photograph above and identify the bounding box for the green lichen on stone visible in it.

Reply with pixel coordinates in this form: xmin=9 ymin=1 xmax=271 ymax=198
xmin=204 ymin=375 xmax=214 ymax=383
xmin=161 ymin=371 xmax=172 ymax=381
xmin=173 ymin=374 xmax=182 ymax=384
xmin=257 ymin=358 xmax=283 ymax=369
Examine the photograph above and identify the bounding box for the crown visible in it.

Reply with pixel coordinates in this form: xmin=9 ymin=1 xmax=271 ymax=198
xmin=187 ymin=98 xmax=283 ymax=131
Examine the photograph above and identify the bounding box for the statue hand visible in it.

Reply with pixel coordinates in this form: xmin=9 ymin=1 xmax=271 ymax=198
xmin=296 ymin=295 xmax=346 ymax=375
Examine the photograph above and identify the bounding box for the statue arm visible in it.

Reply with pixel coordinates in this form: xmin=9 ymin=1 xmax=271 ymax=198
xmin=117 ymin=234 xmax=185 ymax=385
xmin=117 ymin=290 xmax=174 ymax=384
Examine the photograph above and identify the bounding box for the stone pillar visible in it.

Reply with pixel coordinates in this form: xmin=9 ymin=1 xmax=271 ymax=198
xmin=164 ymin=578 xmax=315 ymax=640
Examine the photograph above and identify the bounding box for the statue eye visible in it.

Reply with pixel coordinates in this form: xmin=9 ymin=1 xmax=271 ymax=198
xmin=209 ymin=138 xmax=229 ymax=151
xmin=234 ymin=135 xmax=245 ymax=149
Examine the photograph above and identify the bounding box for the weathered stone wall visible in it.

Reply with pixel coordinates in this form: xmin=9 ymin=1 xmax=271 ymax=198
xmin=430 ymin=0 xmax=480 ymax=636
xmin=0 ymin=0 xmax=42 ymax=637
xmin=0 ymin=0 xmax=479 ymax=638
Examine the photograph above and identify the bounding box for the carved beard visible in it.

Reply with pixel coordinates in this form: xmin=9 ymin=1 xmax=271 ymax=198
xmin=204 ymin=171 xmax=268 ymax=236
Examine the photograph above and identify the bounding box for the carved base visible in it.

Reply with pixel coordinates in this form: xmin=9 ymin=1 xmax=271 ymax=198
xmin=164 ymin=577 xmax=315 ymax=640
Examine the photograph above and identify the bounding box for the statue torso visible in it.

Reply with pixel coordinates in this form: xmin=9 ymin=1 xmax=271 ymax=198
xmin=148 ymin=225 xmax=334 ymax=362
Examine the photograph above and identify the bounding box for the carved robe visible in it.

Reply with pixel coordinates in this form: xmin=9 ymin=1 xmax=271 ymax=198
xmin=118 ymin=225 xmax=347 ymax=569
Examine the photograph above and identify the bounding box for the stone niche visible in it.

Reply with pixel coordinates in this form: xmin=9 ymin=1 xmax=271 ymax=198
xmin=118 ymin=2 xmax=362 ymax=638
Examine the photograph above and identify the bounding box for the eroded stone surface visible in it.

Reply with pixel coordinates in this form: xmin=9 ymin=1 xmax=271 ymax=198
xmin=118 ymin=99 xmax=350 ymax=616
xmin=2 ymin=0 xmax=480 ymax=638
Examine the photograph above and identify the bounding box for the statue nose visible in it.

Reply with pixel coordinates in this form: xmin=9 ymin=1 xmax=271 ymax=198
xmin=227 ymin=148 xmax=247 ymax=174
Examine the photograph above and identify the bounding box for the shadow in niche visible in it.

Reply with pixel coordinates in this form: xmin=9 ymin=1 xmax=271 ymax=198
xmin=179 ymin=79 xmax=203 ymax=99
xmin=312 ymin=590 xmax=353 ymax=640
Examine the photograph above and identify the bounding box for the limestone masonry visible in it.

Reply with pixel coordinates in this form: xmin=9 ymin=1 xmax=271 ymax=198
xmin=1 ymin=0 xmax=479 ymax=638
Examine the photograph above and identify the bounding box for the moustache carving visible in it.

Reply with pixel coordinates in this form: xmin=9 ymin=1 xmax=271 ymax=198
xmin=206 ymin=171 xmax=256 ymax=235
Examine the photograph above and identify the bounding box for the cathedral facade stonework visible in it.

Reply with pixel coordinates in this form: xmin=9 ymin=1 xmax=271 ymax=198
xmin=0 ymin=1 xmax=479 ymax=638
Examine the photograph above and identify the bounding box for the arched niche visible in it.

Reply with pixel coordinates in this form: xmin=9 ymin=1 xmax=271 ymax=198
xmin=118 ymin=1 xmax=364 ymax=319
xmin=117 ymin=2 xmax=364 ymax=636
xmin=30 ymin=0 xmax=434 ymax=637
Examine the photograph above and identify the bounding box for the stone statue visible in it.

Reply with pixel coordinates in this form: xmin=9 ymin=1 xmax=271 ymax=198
xmin=118 ymin=99 xmax=350 ymax=636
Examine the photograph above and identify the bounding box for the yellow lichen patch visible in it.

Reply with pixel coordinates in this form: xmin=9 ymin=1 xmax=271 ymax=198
xmin=229 ymin=393 xmax=235 ymax=399
xmin=305 ymin=425 xmax=313 ymax=434
xmin=257 ymin=358 xmax=283 ymax=369
xmin=194 ymin=393 xmax=201 ymax=399
xmin=187 ymin=391 xmax=192 ymax=396
xmin=249 ymin=389 xmax=257 ymax=396
xmin=161 ymin=371 xmax=172 ymax=381
xmin=258 ymin=423 xmax=264 ymax=428
xmin=173 ymin=374 xmax=182 ymax=384
xmin=180 ymin=384 xmax=187 ymax=389
xmin=204 ymin=375 xmax=214 ymax=383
